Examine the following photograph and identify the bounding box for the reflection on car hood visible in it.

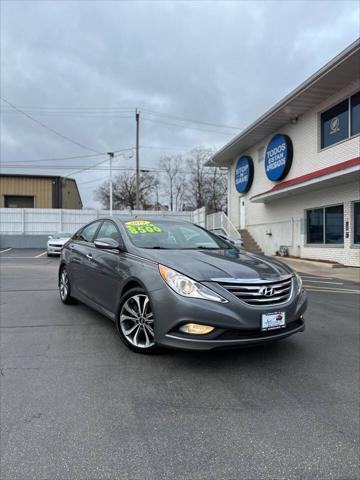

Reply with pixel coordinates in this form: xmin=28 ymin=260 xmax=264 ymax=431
xmin=137 ymin=248 xmax=293 ymax=281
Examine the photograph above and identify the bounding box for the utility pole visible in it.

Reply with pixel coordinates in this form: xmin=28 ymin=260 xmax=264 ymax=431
xmin=108 ymin=152 xmax=114 ymax=216
xmin=135 ymin=109 xmax=140 ymax=209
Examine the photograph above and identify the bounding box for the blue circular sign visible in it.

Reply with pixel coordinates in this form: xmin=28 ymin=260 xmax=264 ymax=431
xmin=235 ymin=156 xmax=254 ymax=193
xmin=264 ymin=134 xmax=293 ymax=181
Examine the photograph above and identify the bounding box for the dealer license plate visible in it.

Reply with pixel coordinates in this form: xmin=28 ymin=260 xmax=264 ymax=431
xmin=261 ymin=312 xmax=286 ymax=331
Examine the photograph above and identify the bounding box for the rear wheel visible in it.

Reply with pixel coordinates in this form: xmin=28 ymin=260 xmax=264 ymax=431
xmin=59 ymin=267 xmax=77 ymax=305
xmin=117 ymin=288 xmax=158 ymax=354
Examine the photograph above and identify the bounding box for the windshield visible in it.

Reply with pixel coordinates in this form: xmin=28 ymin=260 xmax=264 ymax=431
xmin=122 ymin=220 xmax=232 ymax=250
xmin=53 ymin=233 xmax=72 ymax=239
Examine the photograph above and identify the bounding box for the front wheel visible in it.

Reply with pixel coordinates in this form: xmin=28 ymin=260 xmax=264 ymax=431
xmin=59 ymin=267 xmax=77 ymax=305
xmin=117 ymin=288 xmax=158 ymax=354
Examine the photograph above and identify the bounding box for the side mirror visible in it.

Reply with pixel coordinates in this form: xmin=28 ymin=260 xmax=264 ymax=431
xmin=94 ymin=237 xmax=122 ymax=251
xmin=48 ymin=235 xmax=53 ymax=239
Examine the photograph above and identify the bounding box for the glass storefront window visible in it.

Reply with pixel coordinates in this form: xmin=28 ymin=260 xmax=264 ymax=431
xmin=351 ymin=91 xmax=360 ymax=136
xmin=325 ymin=205 xmax=344 ymax=244
xmin=306 ymin=205 xmax=344 ymax=245
xmin=354 ymin=202 xmax=360 ymax=244
xmin=307 ymin=208 xmax=324 ymax=244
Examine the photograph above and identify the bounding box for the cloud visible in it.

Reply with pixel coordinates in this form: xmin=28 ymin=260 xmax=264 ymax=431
xmin=1 ymin=0 xmax=359 ymax=207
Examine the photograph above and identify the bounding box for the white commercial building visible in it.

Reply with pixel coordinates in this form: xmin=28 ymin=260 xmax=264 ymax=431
xmin=210 ymin=39 xmax=360 ymax=267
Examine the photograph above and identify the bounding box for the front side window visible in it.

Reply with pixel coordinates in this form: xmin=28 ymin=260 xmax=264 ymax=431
xmin=354 ymin=201 xmax=360 ymax=244
xmin=321 ymin=99 xmax=349 ymax=149
xmin=351 ymin=91 xmax=360 ymax=136
xmin=95 ymin=221 xmax=122 ymax=242
xmin=123 ymin=220 xmax=231 ymax=250
xmin=79 ymin=222 xmax=101 ymax=243
xmin=306 ymin=205 xmax=344 ymax=245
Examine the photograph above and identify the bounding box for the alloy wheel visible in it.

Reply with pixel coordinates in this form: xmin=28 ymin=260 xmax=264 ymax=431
xmin=120 ymin=294 xmax=155 ymax=349
xmin=59 ymin=269 xmax=69 ymax=301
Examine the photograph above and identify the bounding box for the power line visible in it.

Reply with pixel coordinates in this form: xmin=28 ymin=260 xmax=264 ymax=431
xmin=1 ymin=104 xmax=241 ymax=131
xmin=0 ymin=97 xmax=103 ymax=154
xmin=0 ymin=153 xmax=104 ymax=164
xmin=142 ymin=109 xmax=241 ymax=130
xmin=141 ymin=116 xmax=236 ymax=135
xmin=1 ymin=147 xmax=133 ymax=165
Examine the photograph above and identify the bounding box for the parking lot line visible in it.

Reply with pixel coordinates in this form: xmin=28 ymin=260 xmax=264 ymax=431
xmin=0 ymin=248 xmax=12 ymax=254
xmin=35 ymin=251 xmax=47 ymax=258
xmin=303 ymin=279 xmax=344 ymax=285
xmin=305 ymin=286 xmax=360 ymax=294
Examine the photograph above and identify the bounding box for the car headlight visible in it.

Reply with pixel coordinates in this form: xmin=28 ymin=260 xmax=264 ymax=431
xmin=159 ymin=264 xmax=228 ymax=303
xmin=295 ymin=272 xmax=303 ymax=293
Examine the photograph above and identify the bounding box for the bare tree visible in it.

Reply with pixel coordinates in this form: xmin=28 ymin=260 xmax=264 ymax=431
xmin=205 ymin=166 xmax=227 ymax=213
xmin=185 ymin=146 xmax=227 ymax=212
xmin=94 ymin=171 xmax=158 ymax=210
xmin=159 ymin=155 xmax=183 ymax=211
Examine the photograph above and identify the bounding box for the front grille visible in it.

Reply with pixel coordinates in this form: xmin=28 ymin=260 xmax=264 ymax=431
xmin=218 ymin=275 xmax=293 ymax=306
xmin=217 ymin=318 xmax=303 ymax=340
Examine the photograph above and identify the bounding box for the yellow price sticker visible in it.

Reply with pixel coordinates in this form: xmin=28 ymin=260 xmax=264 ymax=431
xmin=125 ymin=221 xmax=162 ymax=235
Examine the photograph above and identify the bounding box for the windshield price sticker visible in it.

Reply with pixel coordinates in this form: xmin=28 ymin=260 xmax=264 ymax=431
xmin=125 ymin=221 xmax=162 ymax=235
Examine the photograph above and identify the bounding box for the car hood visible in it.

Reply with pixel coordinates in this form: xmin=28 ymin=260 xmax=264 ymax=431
xmin=48 ymin=238 xmax=69 ymax=244
xmin=137 ymin=248 xmax=293 ymax=281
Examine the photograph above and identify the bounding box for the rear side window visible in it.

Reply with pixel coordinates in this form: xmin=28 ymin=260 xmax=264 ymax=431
xmin=79 ymin=222 xmax=101 ymax=243
xmin=95 ymin=221 xmax=122 ymax=242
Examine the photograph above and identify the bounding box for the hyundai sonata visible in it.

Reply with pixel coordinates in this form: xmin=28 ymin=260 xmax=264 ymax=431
xmin=58 ymin=217 xmax=307 ymax=353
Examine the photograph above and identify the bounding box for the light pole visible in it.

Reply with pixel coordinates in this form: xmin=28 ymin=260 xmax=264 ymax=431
xmin=135 ymin=109 xmax=140 ymax=209
xmin=107 ymin=152 xmax=114 ymax=216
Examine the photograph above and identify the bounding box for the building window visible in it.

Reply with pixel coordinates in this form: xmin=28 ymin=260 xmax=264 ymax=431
xmin=351 ymin=91 xmax=360 ymax=136
xmin=321 ymin=99 xmax=349 ymax=148
xmin=307 ymin=208 xmax=324 ymax=243
xmin=354 ymin=201 xmax=360 ymax=244
xmin=320 ymin=91 xmax=360 ymax=149
xmin=306 ymin=205 xmax=344 ymax=245
xmin=4 ymin=195 xmax=34 ymax=208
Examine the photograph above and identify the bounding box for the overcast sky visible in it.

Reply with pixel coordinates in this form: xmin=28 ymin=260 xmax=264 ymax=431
xmin=1 ymin=0 xmax=359 ymax=207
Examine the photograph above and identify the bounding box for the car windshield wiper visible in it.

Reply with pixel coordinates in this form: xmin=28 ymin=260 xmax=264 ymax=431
xmin=195 ymin=246 xmax=222 ymax=250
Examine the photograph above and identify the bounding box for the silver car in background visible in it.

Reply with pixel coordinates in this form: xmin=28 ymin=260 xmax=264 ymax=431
xmin=47 ymin=232 xmax=72 ymax=256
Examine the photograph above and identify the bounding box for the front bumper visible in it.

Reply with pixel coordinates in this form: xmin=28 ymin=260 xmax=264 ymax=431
xmin=47 ymin=245 xmax=63 ymax=255
xmin=150 ymin=282 xmax=308 ymax=351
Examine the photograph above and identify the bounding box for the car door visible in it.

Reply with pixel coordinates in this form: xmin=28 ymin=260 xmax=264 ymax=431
xmin=71 ymin=220 xmax=103 ymax=300
xmin=91 ymin=220 xmax=129 ymax=313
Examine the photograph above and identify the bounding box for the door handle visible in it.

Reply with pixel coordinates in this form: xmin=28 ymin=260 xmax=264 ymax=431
xmin=86 ymin=253 xmax=93 ymax=260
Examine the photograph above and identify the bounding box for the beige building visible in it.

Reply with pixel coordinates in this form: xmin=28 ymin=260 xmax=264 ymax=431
xmin=0 ymin=174 xmax=82 ymax=209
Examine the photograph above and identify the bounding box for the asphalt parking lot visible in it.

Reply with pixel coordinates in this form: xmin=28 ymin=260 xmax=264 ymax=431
xmin=1 ymin=249 xmax=359 ymax=480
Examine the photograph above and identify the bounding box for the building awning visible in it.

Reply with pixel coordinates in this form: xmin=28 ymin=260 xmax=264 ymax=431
xmin=250 ymin=157 xmax=360 ymax=203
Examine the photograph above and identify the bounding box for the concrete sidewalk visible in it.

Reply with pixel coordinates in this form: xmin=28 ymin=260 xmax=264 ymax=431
xmin=273 ymin=256 xmax=360 ymax=283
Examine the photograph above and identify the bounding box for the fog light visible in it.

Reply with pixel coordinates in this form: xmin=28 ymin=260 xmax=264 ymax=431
xmin=179 ymin=323 xmax=214 ymax=335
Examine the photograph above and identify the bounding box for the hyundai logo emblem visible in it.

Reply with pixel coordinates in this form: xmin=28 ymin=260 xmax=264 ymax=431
xmin=259 ymin=286 xmax=275 ymax=297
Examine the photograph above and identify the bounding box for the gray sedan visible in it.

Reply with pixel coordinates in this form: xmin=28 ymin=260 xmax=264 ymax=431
xmin=59 ymin=217 xmax=307 ymax=353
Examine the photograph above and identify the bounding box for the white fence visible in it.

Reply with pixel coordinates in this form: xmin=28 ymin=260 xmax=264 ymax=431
xmin=0 ymin=208 xmax=203 ymax=235
xmin=206 ymin=211 xmax=241 ymax=240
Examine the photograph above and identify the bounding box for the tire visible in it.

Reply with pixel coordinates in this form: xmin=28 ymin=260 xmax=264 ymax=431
xmin=47 ymin=252 xmax=52 ymax=257
xmin=59 ymin=266 xmax=77 ymax=305
xmin=116 ymin=287 xmax=159 ymax=354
